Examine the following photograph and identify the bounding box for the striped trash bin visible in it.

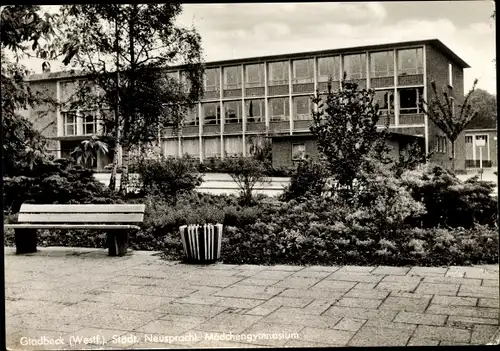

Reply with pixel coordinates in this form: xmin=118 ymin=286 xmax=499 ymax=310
xmin=179 ymin=223 xmax=223 ymax=263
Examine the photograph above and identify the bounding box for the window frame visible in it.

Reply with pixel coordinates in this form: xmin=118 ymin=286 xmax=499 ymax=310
xmin=245 ymin=99 xmax=265 ymax=123
xmin=245 ymin=63 xmax=265 ymax=88
xmin=63 ymin=111 xmax=78 ymax=136
xmin=448 ymin=63 xmax=453 ymax=87
xmin=292 ymin=59 xmax=314 ymax=83
xmin=204 ymin=68 xmax=220 ymax=92
xmin=269 ymin=97 xmax=290 ymax=122
xmin=397 ymin=48 xmax=424 ymax=76
xmin=223 ymin=66 xmax=242 ymax=90
xmin=436 ymin=135 xmax=448 ymax=154
xmin=223 ymin=100 xmax=242 ymax=124
xmin=202 ymin=102 xmax=221 ymax=125
xmin=291 ymin=143 xmax=306 ymax=161
xmin=185 ymin=106 xmax=199 ymax=126
xmin=398 ymin=87 xmax=423 ymax=114
xmin=268 ymin=61 xmax=289 ymax=86
xmin=374 ymin=89 xmax=395 ymax=115
xmin=343 ymin=53 xmax=367 ymax=80
xmin=82 ymin=110 xmax=97 ymax=135
xmin=317 ymin=56 xmax=341 ymax=82
xmin=293 ymin=96 xmax=312 ymax=120
xmin=370 ymin=51 xmax=394 ymax=78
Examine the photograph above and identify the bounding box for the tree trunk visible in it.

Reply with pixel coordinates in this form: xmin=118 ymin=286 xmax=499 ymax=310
xmin=109 ymin=9 xmax=121 ymax=191
xmin=119 ymin=145 xmax=130 ymax=195
xmin=451 ymin=140 xmax=456 ymax=173
xmin=108 ymin=140 xmax=120 ymax=191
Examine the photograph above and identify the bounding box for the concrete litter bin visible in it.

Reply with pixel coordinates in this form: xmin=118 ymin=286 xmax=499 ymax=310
xmin=179 ymin=223 xmax=223 ymax=263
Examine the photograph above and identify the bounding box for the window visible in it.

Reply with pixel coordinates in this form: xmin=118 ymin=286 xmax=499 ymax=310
xmin=224 ymin=66 xmax=242 ymax=89
xmin=374 ymin=90 xmax=395 ymax=114
xmin=166 ymin=71 xmax=179 ymax=81
xmin=370 ymin=51 xmax=394 ymax=78
xmin=205 ymin=68 xmax=220 ymax=91
xmin=436 ymin=135 xmax=447 ymax=153
xmin=292 ymin=59 xmax=313 ymax=83
xmin=293 ymin=96 xmax=311 ymax=120
xmin=343 ymin=54 xmax=366 ymax=80
xmin=465 ymin=135 xmax=473 ymax=144
xmin=223 ymin=101 xmax=242 ymax=124
xmin=318 ymin=56 xmax=341 ymax=82
xmin=185 ymin=107 xmax=199 ymax=126
xmin=180 ymin=71 xmax=192 ymax=93
xmin=245 ymin=63 xmax=265 ymax=87
xmin=245 ymin=99 xmax=264 ymax=123
xmin=203 ymin=137 xmax=221 ymax=158
xmin=399 ymin=87 xmax=423 ymax=114
xmin=476 ymin=135 xmax=488 ymax=146
xmin=268 ymin=61 xmax=289 ymax=86
xmin=397 ymin=48 xmax=423 ymax=76
xmin=448 ymin=63 xmax=453 ymax=87
xmin=63 ymin=111 xmax=77 ymax=136
xmin=269 ymin=98 xmax=290 ymax=121
xmin=292 ymin=143 xmax=306 ymax=161
xmin=202 ymin=102 xmax=220 ymax=125
xmin=83 ymin=111 xmax=97 ymax=135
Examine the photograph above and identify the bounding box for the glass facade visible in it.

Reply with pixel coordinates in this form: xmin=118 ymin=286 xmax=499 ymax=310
xmin=245 ymin=63 xmax=265 ymax=87
xmin=293 ymin=96 xmax=312 ymax=120
xmin=224 ymin=66 xmax=242 ymax=89
xmin=245 ymin=99 xmax=265 ymax=123
xmin=205 ymin=68 xmax=221 ymax=92
xmin=343 ymin=53 xmax=366 ymax=80
xmin=202 ymin=102 xmax=220 ymax=125
xmin=370 ymin=51 xmax=394 ymax=78
xmin=397 ymin=48 xmax=423 ymax=75
xmin=269 ymin=97 xmax=290 ymax=122
xmin=268 ymin=61 xmax=289 ymax=86
xmin=223 ymin=100 xmax=242 ymax=124
xmin=317 ymin=56 xmax=341 ymax=82
xmin=292 ymin=59 xmax=314 ymax=83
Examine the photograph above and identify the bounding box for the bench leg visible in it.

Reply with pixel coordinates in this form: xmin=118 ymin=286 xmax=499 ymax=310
xmin=14 ymin=229 xmax=37 ymax=254
xmin=106 ymin=231 xmax=129 ymax=257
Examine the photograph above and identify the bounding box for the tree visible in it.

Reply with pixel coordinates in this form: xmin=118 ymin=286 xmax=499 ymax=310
xmin=222 ymin=157 xmax=269 ymax=206
xmin=392 ymin=141 xmax=433 ymax=178
xmin=466 ymin=88 xmax=497 ymax=129
xmin=420 ymin=79 xmax=479 ymax=172
xmin=1 ymin=5 xmax=59 ymax=177
xmin=57 ymin=4 xmax=204 ymax=195
xmin=71 ymin=135 xmax=109 ymax=169
xmin=310 ymin=74 xmax=390 ymax=197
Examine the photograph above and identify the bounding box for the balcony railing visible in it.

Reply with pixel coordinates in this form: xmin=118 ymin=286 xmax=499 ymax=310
xmin=399 ymin=113 xmax=424 ymax=125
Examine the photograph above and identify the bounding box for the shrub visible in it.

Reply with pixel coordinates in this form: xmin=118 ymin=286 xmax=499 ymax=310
xmin=401 ymin=163 xmax=497 ymax=228
xmin=281 ymin=158 xmax=329 ymax=201
xmin=220 ymin=157 xmax=269 ymax=205
xmin=3 ymin=160 xmax=121 ymax=214
xmin=132 ymin=156 xmax=203 ymax=204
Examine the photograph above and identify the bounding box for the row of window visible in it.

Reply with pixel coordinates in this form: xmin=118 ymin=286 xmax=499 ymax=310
xmin=185 ymin=87 xmax=424 ymax=126
xmin=191 ymin=48 xmax=423 ymax=91
xmin=164 ymin=137 xmax=308 ymax=161
xmin=63 ymin=111 xmax=98 ymax=136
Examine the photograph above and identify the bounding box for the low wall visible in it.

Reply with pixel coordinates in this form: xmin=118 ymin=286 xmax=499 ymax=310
xmin=93 ymin=173 xmax=291 ymax=196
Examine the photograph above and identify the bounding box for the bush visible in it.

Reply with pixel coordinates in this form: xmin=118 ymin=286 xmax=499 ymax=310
xmin=3 ymin=160 xmax=121 ymax=214
xmin=132 ymin=156 xmax=203 ymax=204
xmin=220 ymin=157 xmax=269 ymax=205
xmin=401 ymin=163 xmax=497 ymax=228
xmin=281 ymin=158 xmax=329 ymax=201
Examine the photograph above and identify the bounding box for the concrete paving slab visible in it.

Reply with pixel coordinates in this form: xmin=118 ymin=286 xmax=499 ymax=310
xmin=4 ymin=247 xmax=500 ymax=349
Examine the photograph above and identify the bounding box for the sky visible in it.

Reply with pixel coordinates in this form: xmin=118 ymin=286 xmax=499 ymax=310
xmin=27 ymin=1 xmax=496 ymax=95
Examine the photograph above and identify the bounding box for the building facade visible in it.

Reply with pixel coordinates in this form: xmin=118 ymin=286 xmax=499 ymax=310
xmin=25 ymin=39 xmax=473 ymax=170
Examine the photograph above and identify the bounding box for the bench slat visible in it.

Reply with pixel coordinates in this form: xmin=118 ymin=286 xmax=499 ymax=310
xmin=17 ymin=213 xmax=144 ymax=223
xmin=20 ymin=204 xmax=145 ymax=214
xmin=5 ymin=224 xmax=140 ymax=230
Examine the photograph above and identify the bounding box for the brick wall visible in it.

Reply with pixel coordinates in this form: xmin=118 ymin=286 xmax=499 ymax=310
xmin=425 ymin=45 xmax=465 ymax=170
xmin=29 ymin=80 xmax=59 ymax=155
xmin=271 ymin=135 xmax=403 ymax=168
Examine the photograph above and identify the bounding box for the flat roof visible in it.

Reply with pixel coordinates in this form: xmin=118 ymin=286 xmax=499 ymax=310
xmin=27 ymin=38 xmax=469 ymax=82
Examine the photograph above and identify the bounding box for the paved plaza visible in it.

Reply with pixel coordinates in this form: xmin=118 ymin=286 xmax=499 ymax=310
xmin=4 ymin=247 xmax=500 ymax=349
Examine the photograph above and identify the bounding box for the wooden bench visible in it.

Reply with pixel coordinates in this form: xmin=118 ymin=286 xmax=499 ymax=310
xmin=4 ymin=204 xmax=146 ymax=256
